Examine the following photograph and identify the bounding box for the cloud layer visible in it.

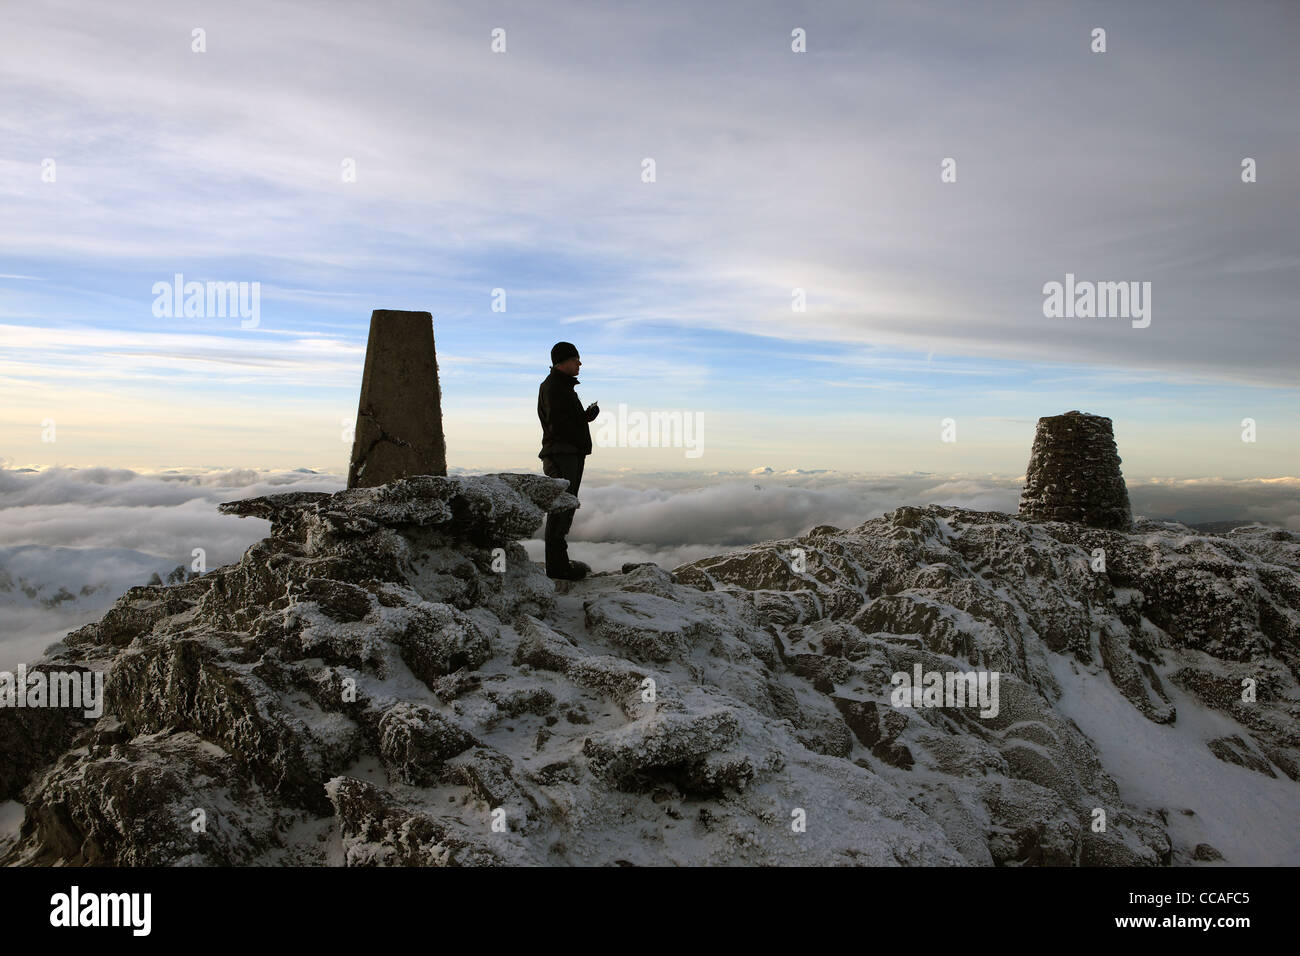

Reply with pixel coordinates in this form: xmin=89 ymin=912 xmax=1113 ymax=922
xmin=4 ymin=463 xmax=1296 ymax=668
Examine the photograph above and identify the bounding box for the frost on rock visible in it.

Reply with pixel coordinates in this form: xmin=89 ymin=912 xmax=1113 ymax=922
xmin=2 ymin=476 xmax=1298 ymax=866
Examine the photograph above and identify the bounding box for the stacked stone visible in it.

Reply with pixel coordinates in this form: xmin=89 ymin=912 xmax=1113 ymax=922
xmin=1018 ymin=411 xmax=1133 ymax=530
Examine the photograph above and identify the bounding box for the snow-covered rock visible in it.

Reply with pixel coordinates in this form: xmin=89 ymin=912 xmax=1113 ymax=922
xmin=2 ymin=477 xmax=1297 ymax=866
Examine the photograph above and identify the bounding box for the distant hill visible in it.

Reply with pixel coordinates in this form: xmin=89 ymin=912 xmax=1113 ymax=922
xmin=1187 ymin=519 xmax=1281 ymax=534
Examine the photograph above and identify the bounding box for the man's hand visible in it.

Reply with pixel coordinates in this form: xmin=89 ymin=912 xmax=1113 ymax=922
xmin=586 ymin=402 xmax=600 ymax=416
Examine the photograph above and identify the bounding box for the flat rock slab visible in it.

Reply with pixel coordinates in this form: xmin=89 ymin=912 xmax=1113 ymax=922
xmin=347 ymin=310 xmax=447 ymax=488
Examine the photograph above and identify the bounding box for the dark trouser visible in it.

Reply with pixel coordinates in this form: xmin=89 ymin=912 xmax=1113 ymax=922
xmin=541 ymin=454 xmax=585 ymax=575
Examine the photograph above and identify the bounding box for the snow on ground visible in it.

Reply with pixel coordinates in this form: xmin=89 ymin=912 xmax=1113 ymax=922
xmin=1047 ymin=650 xmax=1300 ymax=865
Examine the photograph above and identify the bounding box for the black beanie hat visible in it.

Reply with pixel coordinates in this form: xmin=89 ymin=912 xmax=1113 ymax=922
xmin=550 ymin=341 xmax=579 ymax=365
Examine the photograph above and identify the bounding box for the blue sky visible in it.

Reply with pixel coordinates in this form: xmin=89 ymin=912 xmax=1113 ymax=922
xmin=2 ymin=0 xmax=1297 ymax=477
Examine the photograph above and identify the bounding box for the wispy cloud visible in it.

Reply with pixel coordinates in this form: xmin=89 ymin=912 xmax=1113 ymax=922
xmin=1 ymin=0 xmax=1297 ymax=473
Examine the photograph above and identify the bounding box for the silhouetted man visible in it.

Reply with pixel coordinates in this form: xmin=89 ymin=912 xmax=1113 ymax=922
xmin=538 ymin=342 xmax=599 ymax=580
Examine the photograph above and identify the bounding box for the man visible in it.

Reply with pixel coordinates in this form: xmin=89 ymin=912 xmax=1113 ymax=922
xmin=537 ymin=342 xmax=599 ymax=580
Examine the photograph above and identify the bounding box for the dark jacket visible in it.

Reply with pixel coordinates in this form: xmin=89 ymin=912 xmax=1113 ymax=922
xmin=538 ymin=368 xmax=598 ymax=458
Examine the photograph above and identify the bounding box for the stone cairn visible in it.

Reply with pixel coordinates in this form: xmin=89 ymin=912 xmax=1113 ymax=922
xmin=347 ymin=310 xmax=447 ymax=489
xmin=1017 ymin=411 xmax=1133 ymax=530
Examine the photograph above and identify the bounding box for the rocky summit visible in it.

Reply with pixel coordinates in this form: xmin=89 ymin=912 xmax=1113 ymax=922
xmin=2 ymin=474 xmax=1298 ymax=866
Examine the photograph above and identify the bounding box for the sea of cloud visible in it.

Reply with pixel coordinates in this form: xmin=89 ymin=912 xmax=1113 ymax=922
xmin=2 ymin=464 xmax=1297 ymax=669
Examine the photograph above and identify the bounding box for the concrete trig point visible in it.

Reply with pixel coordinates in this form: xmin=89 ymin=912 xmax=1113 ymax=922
xmin=347 ymin=309 xmax=447 ymax=489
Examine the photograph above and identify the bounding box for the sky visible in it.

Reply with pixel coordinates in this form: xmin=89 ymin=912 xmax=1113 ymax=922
xmin=1 ymin=0 xmax=1298 ymax=478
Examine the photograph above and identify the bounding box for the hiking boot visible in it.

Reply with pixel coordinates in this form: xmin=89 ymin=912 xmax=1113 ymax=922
xmin=548 ymin=560 xmax=590 ymax=581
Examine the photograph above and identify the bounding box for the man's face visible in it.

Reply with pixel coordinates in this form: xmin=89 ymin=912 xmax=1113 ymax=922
xmin=556 ymin=356 xmax=581 ymax=375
